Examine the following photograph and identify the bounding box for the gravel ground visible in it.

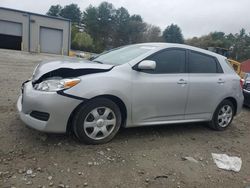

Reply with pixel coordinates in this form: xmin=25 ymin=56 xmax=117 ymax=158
xmin=0 ymin=49 xmax=250 ymax=188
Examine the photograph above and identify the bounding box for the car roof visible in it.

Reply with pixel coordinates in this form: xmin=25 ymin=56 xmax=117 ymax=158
xmin=134 ymin=43 xmax=226 ymax=59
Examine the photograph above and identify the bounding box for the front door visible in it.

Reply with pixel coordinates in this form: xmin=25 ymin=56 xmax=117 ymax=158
xmin=131 ymin=48 xmax=189 ymax=126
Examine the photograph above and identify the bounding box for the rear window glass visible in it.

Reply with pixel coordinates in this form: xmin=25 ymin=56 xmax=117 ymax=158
xmin=225 ymin=59 xmax=235 ymax=72
xmin=189 ymin=51 xmax=218 ymax=73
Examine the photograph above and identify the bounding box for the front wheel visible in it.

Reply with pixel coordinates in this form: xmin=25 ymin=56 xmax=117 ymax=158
xmin=73 ymin=98 xmax=122 ymax=144
xmin=208 ymin=100 xmax=235 ymax=131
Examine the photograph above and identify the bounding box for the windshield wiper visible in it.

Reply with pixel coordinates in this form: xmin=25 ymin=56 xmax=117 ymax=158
xmin=92 ymin=60 xmax=103 ymax=64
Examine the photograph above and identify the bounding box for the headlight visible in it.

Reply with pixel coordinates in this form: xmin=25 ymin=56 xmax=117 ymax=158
xmin=34 ymin=78 xmax=80 ymax=92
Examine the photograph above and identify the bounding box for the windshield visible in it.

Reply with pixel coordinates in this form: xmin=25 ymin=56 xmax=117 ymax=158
xmin=92 ymin=45 xmax=155 ymax=65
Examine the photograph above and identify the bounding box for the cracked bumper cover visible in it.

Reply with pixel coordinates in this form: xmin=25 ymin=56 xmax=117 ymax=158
xmin=17 ymin=81 xmax=83 ymax=133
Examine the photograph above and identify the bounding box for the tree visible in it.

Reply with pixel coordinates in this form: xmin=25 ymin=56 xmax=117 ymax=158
xmin=231 ymin=29 xmax=250 ymax=61
xmin=162 ymin=24 xmax=184 ymax=44
xmin=128 ymin=15 xmax=146 ymax=43
xmin=60 ymin=4 xmax=82 ymax=24
xmin=185 ymin=29 xmax=250 ymax=61
xmin=83 ymin=2 xmax=148 ymax=51
xmin=71 ymin=32 xmax=94 ymax=51
xmin=83 ymin=2 xmax=116 ymax=51
xmin=83 ymin=5 xmax=99 ymax=40
xmin=71 ymin=25 xmax=79 ymax=42
xmin=45 ymin=2 xmax=250 ymax=60
xmin=46 ymin=5 xmax=62 ymax=17
xmin=96 ymin=2 xmax=116 ymax=49
xmin=143 ymin=24 xmax=162 ymax=42
xmin=186 ymin=33 xmax=224 ymax=49
xmin=113 ymin=7 xmax=130 ymax=46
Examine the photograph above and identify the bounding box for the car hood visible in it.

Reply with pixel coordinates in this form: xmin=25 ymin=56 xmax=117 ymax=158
xmin=32 ymin=59 xmax=114 ymax=83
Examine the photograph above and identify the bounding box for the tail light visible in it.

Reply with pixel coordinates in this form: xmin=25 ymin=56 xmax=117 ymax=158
xmin=240 ymin=79 xmax=244 ymax=89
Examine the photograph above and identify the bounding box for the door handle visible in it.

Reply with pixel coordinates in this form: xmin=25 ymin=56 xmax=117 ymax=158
xmin=177 ymin=79 xmax=187 ymax=84
xmin=217 ymin=78 xmax=225 ymax=84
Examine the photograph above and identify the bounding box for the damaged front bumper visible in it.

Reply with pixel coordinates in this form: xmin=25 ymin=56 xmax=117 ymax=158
xmin=17 ymin=81 xmax=83 ymax=133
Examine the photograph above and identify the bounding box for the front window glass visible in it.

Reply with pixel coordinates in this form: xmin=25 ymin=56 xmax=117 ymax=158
xmin=145 ymin=49 xmax=186 ymax=74
xmin=92 ymin=45 xmax=155 ymax=65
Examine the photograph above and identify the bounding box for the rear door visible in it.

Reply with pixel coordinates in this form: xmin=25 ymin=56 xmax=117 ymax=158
xmin=132 ymin=48 xmax=189 ymax=125
xmin=185 ymin=50 xmax=225 ymax=120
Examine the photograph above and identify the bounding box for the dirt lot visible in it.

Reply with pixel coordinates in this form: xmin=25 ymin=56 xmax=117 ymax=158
xmin=0 ymin=49 xmax=250 ymax=188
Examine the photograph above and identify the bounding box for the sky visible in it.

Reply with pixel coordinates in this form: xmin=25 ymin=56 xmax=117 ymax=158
xmin=1 ymin=0 xmax=250 ymax=38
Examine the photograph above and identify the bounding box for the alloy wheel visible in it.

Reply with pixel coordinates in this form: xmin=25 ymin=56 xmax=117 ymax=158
xmin=83 ymin=107 xmax=116 ymax=140
xmin=217 ymin=105 xmax=233 ymax=128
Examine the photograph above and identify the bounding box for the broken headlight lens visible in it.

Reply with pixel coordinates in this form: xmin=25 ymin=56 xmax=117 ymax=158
xmin=34 ymin=78 xmax=80 ymax=92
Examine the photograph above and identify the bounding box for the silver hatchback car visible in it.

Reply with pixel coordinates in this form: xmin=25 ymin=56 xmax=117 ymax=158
xmin=17 ymin=43 xmax=244 ymax=144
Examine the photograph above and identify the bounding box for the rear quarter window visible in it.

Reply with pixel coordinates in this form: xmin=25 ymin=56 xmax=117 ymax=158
xmin=189 ymin=51 xmax=223 ymax=73
xmin=225 ymin=59 xmax=236 ymax=71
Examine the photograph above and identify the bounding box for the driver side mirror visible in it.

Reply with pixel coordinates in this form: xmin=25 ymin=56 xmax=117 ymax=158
xmin=137 ymin=60 xmax=156 ymax=70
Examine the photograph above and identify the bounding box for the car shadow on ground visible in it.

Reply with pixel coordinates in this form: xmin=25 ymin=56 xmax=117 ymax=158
xmin=243 ymin=105 xmax=250 ymax=111
xmin=20 ymin=121 xmax=211 ymax=146
xmin=117 ymin=122 xmax=208 ymax=139
xmin=11 ymin=106 xmax=249 ymax=147
xmin=14 ymin=106 xmax=248 ymax=147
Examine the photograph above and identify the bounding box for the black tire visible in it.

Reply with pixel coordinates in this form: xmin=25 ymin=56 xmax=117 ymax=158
xmin=208 ymin=99 xmax=235 ymax=131
xmin=73 ymin=98 xmax=122 ymax=144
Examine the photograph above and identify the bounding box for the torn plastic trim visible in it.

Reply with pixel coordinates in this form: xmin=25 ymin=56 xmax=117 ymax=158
xmin=32 ymin=67 xmax=114 ymax=84
xmin=57 ymin=90 xmax=88 ymax=101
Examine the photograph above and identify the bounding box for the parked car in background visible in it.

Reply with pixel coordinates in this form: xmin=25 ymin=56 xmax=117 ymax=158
xmin=17 ymin=43 xmax=244 ymax=144
xmin=69 ymin=50 xmax=96 ymax=59
xmin=243 ymin=73 xmax=250 ymax=107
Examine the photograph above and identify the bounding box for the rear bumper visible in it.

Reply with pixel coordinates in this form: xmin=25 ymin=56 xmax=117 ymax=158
xmin=243 ymin=89 xmax=250 ymax=107
xmin=17 ymin=81 xmax=82 ymax=133
xmin=234 ymin=91 xmax=244 ymax=115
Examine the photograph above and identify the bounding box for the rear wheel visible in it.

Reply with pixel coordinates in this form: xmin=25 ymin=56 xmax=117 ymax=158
xmin=209 ymin=100 xmax=235 ymax=131
xmin=73 ymin=98 xmax=121 ymax=144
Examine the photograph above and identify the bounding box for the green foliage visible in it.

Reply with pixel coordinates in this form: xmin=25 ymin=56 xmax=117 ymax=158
xmin=71 ymin=25 xmax=79 ymax=41
xmin=96 ymin=2 xmax=116 ymax=49
xmin=186 ymin=33 xmax=226 ymax=49
xmin=46 ymin=5 xmax=62 ymax=17
xmin=128 ymin=15 xmax=147 ymax=44
xmin=47 ymin=2 xmax=249 ymax=61
xmin=230 ymin=29 xmax=250 ymax=61
xmin=186 ymin=29 xmax=250 ymax=61
xmin=83 ymin=2 xmax=115 ymax=51
xmin=48 ymin=2 xmax=159 ymax=52
xmin=82 ymin=2 xmax=148 ymax=52
xmin=71 ymin=32 xmax=94 ymax=51
xmin=83 ymin=5 xmax=99 ymax=40
xmin=60 ymin=4 xmax=82 ymax=24
xmin=163 ymin=24 xmax=184 ymax=44
xmin=113 ymin=7 xmax=130 ymax=46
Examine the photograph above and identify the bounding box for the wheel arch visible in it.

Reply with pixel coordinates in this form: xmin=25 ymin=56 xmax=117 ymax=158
xmin=219 ymin=97 xmax=237 ymax=116
xmin=66 ymin=94 xmax=128 ymax=133
xmin=223 ymin=97 xmax=237 ymax=115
